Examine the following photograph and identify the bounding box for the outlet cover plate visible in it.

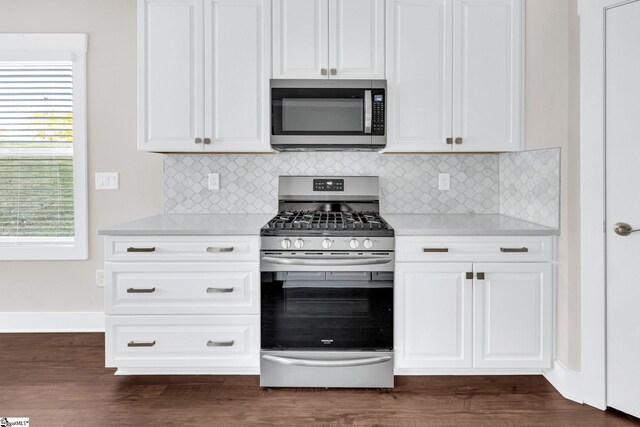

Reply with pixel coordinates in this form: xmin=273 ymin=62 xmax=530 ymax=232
xmin=438 ymin=173 xmax=450 ymax=191
xmin=95 ymin=173 xmax=119 ymax=190
xmin=208 ymin=173 xmax=220 ymax=191
xmin=96 ymin=270 xmax=105 ymax=287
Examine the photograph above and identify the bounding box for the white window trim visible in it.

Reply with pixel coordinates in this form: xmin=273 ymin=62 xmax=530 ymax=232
xmin=0 ymin=34 xmax=88 ymax=260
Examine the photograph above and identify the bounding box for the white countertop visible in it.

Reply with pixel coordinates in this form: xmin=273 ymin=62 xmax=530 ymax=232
xmin=97 ymin=214 xmax=275 ymax=236
xmin=384 ymin=214 xmax=559 ymax=236
xmin=98 ymin=213 xmax=558 ymax=237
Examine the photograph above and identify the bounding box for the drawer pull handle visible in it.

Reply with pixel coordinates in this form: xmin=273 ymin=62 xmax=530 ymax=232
xmin=207 ymin=340 xmax=234 ymax=347
xmin=206 ymin=246 xmax=234 ymax=253
xmin=500 ymin=247 xmax=529 ymax=253
xmin=423 ymin=248 xmax=449 ymax=253
xmin=128 ymin=340 xmax=156 ymax=347
xmin=127 ymin=246 xmax=156 ymax=253
xmin=127 ymin=287 xmax=156 ymax=293
xmin=206 ymin=287 xmax=234 ymax=293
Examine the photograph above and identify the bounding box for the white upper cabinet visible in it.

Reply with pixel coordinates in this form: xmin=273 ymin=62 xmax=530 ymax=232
xmin=386 ymin=0 xmax=452 ymax=152
xmin=452 ymin=0 xmax=523 ymax=152
xmin=328 ymin=0 xmax=385 ymax=79
xmin=204 ymin=0 xmax=271 ymax=152
xmin=473 ymin=263 xmax=552 ymax=369
xmin=385 ymin=0 xmax=523 ymax=153
xmin=272 ymin=0 xmax=329 ymax=79
xmin=272 ymin=0 xmax=384 ymax=79
xmin=138 ymin=0 xmax=272 ymax=152
xmin=138 ymin=0 xmax=204 ymax=152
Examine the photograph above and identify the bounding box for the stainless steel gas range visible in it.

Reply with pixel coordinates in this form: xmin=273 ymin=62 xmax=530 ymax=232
xmin=259 ymin=176 xmax=394 ymax=388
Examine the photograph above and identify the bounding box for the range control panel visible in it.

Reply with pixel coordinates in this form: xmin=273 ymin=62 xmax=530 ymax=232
xmin=313 ymin=179 xmax=344 ymax=192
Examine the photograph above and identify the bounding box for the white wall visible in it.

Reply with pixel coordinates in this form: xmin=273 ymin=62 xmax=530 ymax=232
xmin=525 ymin=0 xmax=581 ymax=370
xmin=0 ymin=0 xmax=163 ymax=312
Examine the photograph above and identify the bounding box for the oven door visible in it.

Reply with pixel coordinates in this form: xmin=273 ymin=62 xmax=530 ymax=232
xmin=260 ymin=253 xmax=393 ymax=351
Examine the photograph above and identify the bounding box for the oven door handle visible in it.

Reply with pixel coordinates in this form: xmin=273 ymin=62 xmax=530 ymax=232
xmin=262 ymin=354 xmax=392 ymax=368
xmin=261 ymin=256 xmax=391 ymax=266
xmin=364 ymin=89 xmax=372 ymax=134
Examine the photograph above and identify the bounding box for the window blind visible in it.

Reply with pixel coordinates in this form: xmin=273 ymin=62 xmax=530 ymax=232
xmin=0 ymin=62 xmax=75 ymax=238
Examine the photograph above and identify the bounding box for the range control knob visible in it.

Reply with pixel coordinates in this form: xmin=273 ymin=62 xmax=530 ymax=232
xmin=349 ymin=239 xmax=360 ymax=249
xmin=363 ymin=239 xmax=373 ymax=249
xmin=294 ymin=239 xmax=305 ymax=249
xmin=322 ymin=239 xmax=332 ymax=249
xmin=281 ymin=239 xmax=292 ymax=249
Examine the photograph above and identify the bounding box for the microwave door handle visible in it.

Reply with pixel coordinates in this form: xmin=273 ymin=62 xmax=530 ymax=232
xmin=364 ymin=90 xmax=372 ymax=134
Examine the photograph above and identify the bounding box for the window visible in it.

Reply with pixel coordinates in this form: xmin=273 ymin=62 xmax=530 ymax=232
xmin=0 ymin=34 xmax=87 ymax=260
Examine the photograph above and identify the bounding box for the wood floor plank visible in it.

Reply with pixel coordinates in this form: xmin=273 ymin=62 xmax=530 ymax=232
xmin=0 ymin=333 xmax=637 ymax=426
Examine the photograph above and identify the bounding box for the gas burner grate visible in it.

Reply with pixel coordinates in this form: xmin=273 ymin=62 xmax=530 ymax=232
xmin=266 ymin=211 xmax=391 ymax=231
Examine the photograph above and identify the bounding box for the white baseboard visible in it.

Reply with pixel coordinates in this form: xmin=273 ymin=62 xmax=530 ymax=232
xmin=0 ymin=312 xmax=105 ymax=332
xmin=544 ymin=360 xmax=584 ymax=404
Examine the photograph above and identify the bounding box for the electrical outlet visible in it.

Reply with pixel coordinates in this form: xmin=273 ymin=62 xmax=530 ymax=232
xmin=208 ymin=173 xmax=220 ymax=191
xmin=96 ymin=270 xmax=105 ymax=287
xmin=95 ymin=172 xmax=119 ymax=190
xmin=438 ymin=173 xmax=450 ymax=191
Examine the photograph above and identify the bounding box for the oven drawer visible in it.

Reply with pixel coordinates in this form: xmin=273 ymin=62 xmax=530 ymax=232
xmin=396 ymin=236 xmax=554 ymax=263
xmin=104 ymin=235 xmax=259 ymax=262
xmin=105 ymin=315 xmax=259 ymax=369
xmin=105 ymin=263 xmax=259 ymax=315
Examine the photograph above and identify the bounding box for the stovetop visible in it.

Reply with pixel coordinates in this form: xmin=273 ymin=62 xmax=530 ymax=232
xmin=260 ymin=210 xmax=394 ymax=237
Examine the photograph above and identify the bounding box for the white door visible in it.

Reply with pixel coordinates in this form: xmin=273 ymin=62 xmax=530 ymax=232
xmin=138 ymin=0 xmax=204 ymax=152
xmin=328 ymin=0 xmax=385 ymax=79
xmin=473 ymin=263 xmax=552 ymax=369
xmin=605 ymin=0 xmax=640 ymax=417
xmin=385 ymin=0 xmax=453 ymax=152
xmin=452 ymin=0 xmax=522 ymax=152
xmin=204 ymin=0 xmax=271 ymax=152
xmin=395 ymin=263 xmax=473 ymax=370
xmin=272 ymin=0 xmax=329 ymax=79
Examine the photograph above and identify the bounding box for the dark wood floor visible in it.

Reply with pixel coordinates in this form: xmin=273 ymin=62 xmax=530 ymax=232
xmin=0 ymin=333 xmax=637 ymax=426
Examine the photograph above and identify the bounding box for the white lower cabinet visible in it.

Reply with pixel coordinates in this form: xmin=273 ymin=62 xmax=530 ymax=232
xmin=104 ymin=234 xmax=260 ymax=375
xmin=395 ymin=236 xmax=555 ymax=373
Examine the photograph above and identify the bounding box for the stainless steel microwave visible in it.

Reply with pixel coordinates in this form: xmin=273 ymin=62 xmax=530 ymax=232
xmin=270 ymin=80 xmax=386 ymax=151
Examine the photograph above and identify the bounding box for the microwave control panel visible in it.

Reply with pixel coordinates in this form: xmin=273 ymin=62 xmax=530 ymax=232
xmin=372 ymin=91 xmax=385 ymax=135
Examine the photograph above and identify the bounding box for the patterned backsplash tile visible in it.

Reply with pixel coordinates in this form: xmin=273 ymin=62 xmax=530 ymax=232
xmin=164 ymin=152 xmax=501 ymax=215
xmin=499 ymin=148 xmax=561 ymax=229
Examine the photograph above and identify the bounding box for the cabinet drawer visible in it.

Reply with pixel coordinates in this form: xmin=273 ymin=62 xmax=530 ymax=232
xmin=105 ymin=263 xmax=259 ymax=315
xmin=104 ymin=235 xmax=259 ymax=262
xmin=105 ymin=315 xmax=259 ymax=369
xmin=396 ymin=236 xmax=554 ymax=263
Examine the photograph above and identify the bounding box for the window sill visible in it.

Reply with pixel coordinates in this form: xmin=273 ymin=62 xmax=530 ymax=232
xmin=0 ymin=241 xmax=87 ymax=261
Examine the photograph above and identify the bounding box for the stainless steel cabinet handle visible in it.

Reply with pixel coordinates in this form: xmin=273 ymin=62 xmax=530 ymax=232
xmin=128 ymin=340 xmax=156 ymax=347
xmin=127 ymin=287 xmax=156 ymax=293
xmin=206 ymin=287 xmax=234 ymax=293
xmin=455 ymin=137 xmax=463 ymax=144
xmin=262 ymin=354 xmax=392 ymax=368
xmin=364 ymin=90 xmax=372 ymax=134
xmin=127 ymin=246 xmax=156 ymax=253
xmin=206 ymin=246 xmax=234 ymax=253
xmin=614 ymin=222 xmax=640 ymax=236
xmin=330 ymin=68 xmax=337 ymax=75
xmin=203 ymin=137 xmax=211 ymax=145
xmin=261 ymin=256 xmax=391 ymax=266
xmin=320 ymin=68 xmax=328 ymax=76
xmin=446 ymin=137 xmax=453 ymax=145
xmin=195 ymin=137 xmax=202 ymax=144
xmin=207 ymin=340 xmax=234 ymax=347
xmin=423 ymin=248 xmax=449 ymax=253
xmin=500 ymin=247 xmax=529 ymax=253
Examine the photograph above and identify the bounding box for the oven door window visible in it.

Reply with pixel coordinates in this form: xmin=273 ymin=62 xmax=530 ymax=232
xmin=261 ymin=271 xmax=393 ymax=350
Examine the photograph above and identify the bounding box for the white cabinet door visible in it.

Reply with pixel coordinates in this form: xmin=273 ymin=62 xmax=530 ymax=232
xmin=385 ymin=0 xmax=453 ymax=152
xmin=328 ymin=0 xmax=385 ymax=79
xmin=473 ymin=263 xmax=552 ymax=368
xmin=395 ymin=263 xmax=473 ymax=370
xmin=452 ymin=0 xmax=523 ymax=152
xmin=204 ymin=0 xmax=271 ymax=152
xmin=138 ymin=0 xmax=204 ymax=152
xmin=272 ymin=0 xmax=329 ymax=79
